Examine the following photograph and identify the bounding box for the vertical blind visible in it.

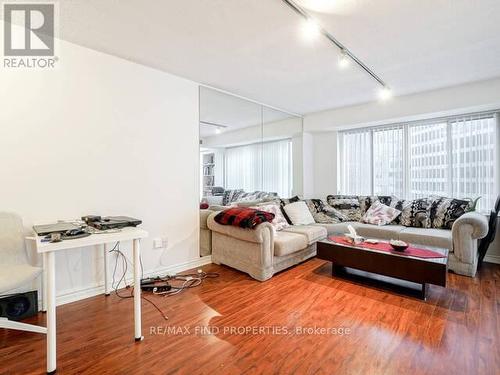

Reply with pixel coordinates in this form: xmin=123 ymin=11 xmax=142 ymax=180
xmin=338 ymin=111 xmax=498 ymax=212
xmin=225 ymin=139 xmax=292 ymax=198
xmin=339 ymin=130 xmax=372 ymax=195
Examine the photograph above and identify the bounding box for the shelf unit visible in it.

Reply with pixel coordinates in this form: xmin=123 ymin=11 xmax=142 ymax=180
xmin=202 ymin=153 xmax=215 ymax=197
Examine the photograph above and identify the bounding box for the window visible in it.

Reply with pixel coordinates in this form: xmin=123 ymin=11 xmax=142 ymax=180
xmin=338 ymin=112 xmax=498 ymax=212
xmin=338 ymin=130 xmax=372 ymax=195
xmin=225 ymin=139 xmax=292 ymax=197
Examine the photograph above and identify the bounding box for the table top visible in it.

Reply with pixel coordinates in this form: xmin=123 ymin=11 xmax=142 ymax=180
xmin=28 ymin=226 xmax=148 ymax=253
xmin=318 ymin=234 xmax=449 ymax=265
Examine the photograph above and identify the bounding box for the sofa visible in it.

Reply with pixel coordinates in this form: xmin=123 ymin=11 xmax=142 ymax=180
xmin=201 ymin=196 xmax=489 ymax=280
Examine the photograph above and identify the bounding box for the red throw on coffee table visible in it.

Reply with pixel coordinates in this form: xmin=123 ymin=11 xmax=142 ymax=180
xmin=328 ymin=236 xmax=446 ymax=259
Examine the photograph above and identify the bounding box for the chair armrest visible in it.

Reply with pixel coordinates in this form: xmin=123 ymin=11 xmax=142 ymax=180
xmin=207 ymin=212 xmax=274 ymax=244
xmin=452 ymin=212 xmax=488 ymax=239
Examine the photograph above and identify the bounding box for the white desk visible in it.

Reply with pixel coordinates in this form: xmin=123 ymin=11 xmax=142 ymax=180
xmin=31 ymin=227 xmax=148 ymax=374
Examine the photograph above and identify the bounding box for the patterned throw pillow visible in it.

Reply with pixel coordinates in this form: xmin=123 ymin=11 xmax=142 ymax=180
xmin=214 ymin=207 xmax=274 ymax=229
xmin=222 ymin=189 xmax=244 ymax=206
xmin=304 ymin=199 xmax=348 ymax=224
xmin=389 ymin=197 xmax=411 ymax=224
xmin=398 ymin=198 xmax=432 ymax=228
xmin=250 ymin=203 xmax=289 ymax=231
xmin=358 ymin=196 xmax=393 ymax=215
xmin=362 ymin=201 xmax=401 ymax=226
xmin=280 ymin=196 xmax=301 ymax=224
xmin=428 ymin=197 xmax=470 ymax=229
xmin=326 ymin=195 xmax=362 ymax=221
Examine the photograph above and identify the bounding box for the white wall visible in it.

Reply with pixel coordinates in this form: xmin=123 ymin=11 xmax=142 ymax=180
xmin=311 ymin=132 xmax=338 ymax=200
xmin=0 ymin=31 xmax=202 ymax=304
xmin=305 ymin=77 xmax=500 ymax=132
xmin=305 ymin=78 xmax=500 ymax=262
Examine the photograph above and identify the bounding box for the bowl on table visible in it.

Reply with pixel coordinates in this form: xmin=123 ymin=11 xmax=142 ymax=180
xmin=389 ymin=239 xmax=409 ymax=252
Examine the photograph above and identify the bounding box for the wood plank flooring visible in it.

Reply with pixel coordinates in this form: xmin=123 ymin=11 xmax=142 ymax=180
xmin=1 ymin=259 xmax=499 ymax=375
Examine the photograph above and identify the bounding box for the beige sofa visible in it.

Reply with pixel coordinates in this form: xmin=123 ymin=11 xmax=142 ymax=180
xmin=200 ymin=209 xmax=213 ymax=257
xmin=203 ymin=210 xmax=488 ymax=280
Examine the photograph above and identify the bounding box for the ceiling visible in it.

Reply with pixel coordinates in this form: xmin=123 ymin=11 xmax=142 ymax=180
xmin=23 ymin=1 xmax=500 ymax=113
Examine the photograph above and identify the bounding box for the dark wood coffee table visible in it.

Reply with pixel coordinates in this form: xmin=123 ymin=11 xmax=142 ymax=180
xmin=317 ymin=236 xmax=448 ymax=300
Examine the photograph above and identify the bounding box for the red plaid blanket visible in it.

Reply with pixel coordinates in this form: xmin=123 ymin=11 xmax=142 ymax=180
xmin=214 ymin=207 xmax=275 ymax=229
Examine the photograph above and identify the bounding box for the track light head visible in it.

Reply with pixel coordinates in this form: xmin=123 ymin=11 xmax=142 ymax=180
xmin=338 ymin=49 xmax=350 ymax=69
xmin=378 ymin=86 xmax=393 ymax=101
xmin=301 ymin=18 xmax=321 ymax=40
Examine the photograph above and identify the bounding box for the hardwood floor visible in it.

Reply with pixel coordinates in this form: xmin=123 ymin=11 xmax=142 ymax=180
xmin=1 ymin=259 xmax=499 ymax=375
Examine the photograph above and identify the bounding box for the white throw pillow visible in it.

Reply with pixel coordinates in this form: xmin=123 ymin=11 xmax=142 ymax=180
xmin=250 ymin=203 xmax=290 ymax=231
xmin=283 ymin=201 xmax=315 ymax=225
xmin=362 ymin=201 xmax=401 ymax=226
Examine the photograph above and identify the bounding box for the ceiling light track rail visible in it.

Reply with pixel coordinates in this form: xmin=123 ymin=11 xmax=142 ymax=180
xmin=281 ymin=0 xmax=388 ymax=88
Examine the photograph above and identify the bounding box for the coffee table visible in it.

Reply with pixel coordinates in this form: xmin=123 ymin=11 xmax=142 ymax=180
xmin=317 ymin=236 xmax=448 ymax=300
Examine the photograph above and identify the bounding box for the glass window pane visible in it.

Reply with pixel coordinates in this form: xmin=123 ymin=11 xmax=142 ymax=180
xmin=373 ymin=126 xmax=404 ymax=197
xmin=451 ymin=115 xmax=497 ymax=212
xmin=408 ymin=122 xmax=448 ymax=198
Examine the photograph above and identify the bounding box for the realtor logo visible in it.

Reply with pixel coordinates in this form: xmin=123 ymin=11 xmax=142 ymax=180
xmin=3 ymin=2 xmax=57 ymax=68
xmin=4 ymin=3 xmax=54 ymax=56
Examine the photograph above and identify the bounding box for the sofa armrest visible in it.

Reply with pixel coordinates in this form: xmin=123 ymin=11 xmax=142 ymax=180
xmin=451 ymin=212 xmax=489 ymax=264
xmin=207 ymin=212 xmax=274 ymax=244
xmin=200 ymin=209 xmax=214 ymax=230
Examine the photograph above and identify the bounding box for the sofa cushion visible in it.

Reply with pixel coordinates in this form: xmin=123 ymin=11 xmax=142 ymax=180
xmin=250 ymin=203 xmax=289 ymax=231
xmin=274 ymin=231 xmax=309 ymax=256
xmin=428 ymin=197 xmax=470 ymax=229
xmin=326 ymin=195 xmax=362 ymax=221
xmin=283 ymin=225 xmax=327 ymax=244
xmin=399 ymin=198 xmax=432 ymax=228
xmin=362 ymin=201 xmax=401 ymax=226
xmin=304 ymin=199 xmax=347 ymax=224
xmin=280 ymin=195 xmax=301 ymax=224
xmin=398 ymin=227 xmax=452 ymax=250
xmin=314 ymin=222 xmax=406 ymax=240
xmin=283 ymin=201 xmax=316 ymax=225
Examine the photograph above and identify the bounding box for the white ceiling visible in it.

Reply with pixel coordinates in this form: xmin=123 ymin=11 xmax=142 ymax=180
xmin=33 ymin=0 xmax=500 ymax=113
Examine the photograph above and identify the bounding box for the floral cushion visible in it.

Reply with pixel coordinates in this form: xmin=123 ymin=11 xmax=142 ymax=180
xmin=326 ymin=195 xmax=362 ymax=221
xmin=250 ymin=203 xmax=289 ymax=231
xmin=362 ymin=201 xmax=401 ymax=226
xmin=358 ymin=195 xmax=393 ymax=215
xmin=428 ymin=197 xmax=470 ymax=229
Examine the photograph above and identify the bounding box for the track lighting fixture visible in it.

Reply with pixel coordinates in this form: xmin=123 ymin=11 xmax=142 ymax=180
xmin=281 ymin=0 xmax=392 ymax=101
xmin=338 ymin=49 xmax=350 ymax=69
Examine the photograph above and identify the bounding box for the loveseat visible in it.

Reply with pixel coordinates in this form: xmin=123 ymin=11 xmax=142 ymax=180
xmin=202 ymin=196 xmax=489 ymax=280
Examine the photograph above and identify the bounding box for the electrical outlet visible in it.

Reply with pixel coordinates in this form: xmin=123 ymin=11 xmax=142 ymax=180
xmin=153 ymin=237 xmax=168 ymax=249
xmin=153 ymin=238 xmax=163 ymax=249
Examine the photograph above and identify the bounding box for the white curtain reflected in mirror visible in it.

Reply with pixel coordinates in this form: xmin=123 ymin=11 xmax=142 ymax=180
xmin=199 ymin=87 xmax=302 ymax=256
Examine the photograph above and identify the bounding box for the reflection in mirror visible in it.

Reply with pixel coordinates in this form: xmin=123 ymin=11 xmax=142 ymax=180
xmin=199 ymin=86 xmax=302 ymax=257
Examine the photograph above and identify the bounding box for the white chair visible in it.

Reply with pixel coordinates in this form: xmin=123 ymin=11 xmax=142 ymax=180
xmin=0 ymin=212 xmax=45 ymax=334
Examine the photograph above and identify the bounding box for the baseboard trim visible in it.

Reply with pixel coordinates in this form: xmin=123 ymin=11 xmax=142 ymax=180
xmin=56 ymin=256 xmax=212 ymax=306
xmin=483 ymin=254 xmax=500 ymax=265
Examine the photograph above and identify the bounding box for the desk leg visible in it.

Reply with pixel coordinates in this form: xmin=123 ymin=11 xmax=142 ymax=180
xmin=42 ymin=252 xmax=48 ymax=312
xmin=46 ymin=251 xmax=57 ymax=374
xmin=103 ymin=244 xmax=110 ymax=296
xmin=133 ymin=239 xmax=143 ymax=341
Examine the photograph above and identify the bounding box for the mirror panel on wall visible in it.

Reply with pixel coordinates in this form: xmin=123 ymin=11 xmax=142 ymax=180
xmin=199 ymin=86 xmax=302 ymax=256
